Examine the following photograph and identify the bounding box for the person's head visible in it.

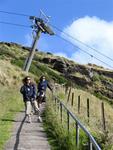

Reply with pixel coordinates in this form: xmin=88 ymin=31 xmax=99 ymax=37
xmin=23 ymin=76 xmax=31 ymax=85
xmin=40 ymin=75 xmax=46 ymax=82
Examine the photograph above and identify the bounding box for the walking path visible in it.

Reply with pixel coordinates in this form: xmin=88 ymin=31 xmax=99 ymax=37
xmin=4 ymin=103 xmax=50 ymax=150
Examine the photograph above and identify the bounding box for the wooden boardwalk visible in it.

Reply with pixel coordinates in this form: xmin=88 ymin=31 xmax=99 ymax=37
xmin=4 ymin=104 xmax=50 ymax=150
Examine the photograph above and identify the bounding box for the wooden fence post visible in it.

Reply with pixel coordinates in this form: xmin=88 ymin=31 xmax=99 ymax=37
xmin=60 ymin=103 xmax=62 ymax=123
xmin=101 ymin=102 xmax=106 ymax=131
xmin=71 ymin=92 xmax=74 ymax=106
xmin=76 ymin=122 xmax=79 ymax=148
xmin=67 ymin=87 xmax=71 ymax=102
xmin=55 ymin=97 xmax=57 ymax=112
xmin=88 ymin=138 xmax=93 ymax=150
xmin=78 ymin=95 xmax=81 ymax=114
xmin=65 ymin=86 xmax=68 ymax=95
xmin=87 ymin=98 xmax=90 ymax=122
xmin=67 ymin=111 xmax=70 ymax=133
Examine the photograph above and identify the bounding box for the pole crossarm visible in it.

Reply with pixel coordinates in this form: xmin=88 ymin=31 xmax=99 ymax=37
xmin=30 ymin=16 xmax=54 ymax=35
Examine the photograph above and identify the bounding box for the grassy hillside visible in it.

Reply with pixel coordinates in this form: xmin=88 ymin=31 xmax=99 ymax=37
xmin=0 ymin=60 xmax=24 ymax=150
xmin=0 ymin=42 xmax=67 ymax=150
xmin=1 ymin=41 xmax=113 ymax=104
xmin=0 ymin=42 xmax=113 ymax=149
xmin=45 ymin=86 xmax=113 ymax=149
xmin=0 ymin=42 xmax=67 ymax=84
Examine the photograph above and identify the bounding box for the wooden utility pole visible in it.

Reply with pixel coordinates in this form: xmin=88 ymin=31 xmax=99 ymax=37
xmin=23 ymin=14 xmax=54 ymax=72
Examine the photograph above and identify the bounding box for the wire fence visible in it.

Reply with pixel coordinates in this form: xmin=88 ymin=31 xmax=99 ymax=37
xmin=52 ymin=94 xmax=101 ymax=150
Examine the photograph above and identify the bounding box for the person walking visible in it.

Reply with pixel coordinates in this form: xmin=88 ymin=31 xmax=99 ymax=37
xmin=37 ymin=75 xmax=52 ymax=105
xmin=36 ymin=75 xmax=53 ymax=122
xmin=20 ymin=76 xmax=40 ymax=123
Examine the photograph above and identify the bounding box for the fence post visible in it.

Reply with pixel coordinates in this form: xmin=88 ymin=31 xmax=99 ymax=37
xmin=57 ymin=99 xmax=60 ymax=112
xmin=87 ymin=98 xmax=90 ymax=122
xmin=88 ymin=139 xmax=93 ymax=150
xmin=101 ymin=102 xmax=106 ymax=131
xmin=60 ymin=103 xmax=62 ymax=123
xmin=78 ymin=95 xmax=81 ymax=114
xmin=76 ymin=122 xmax=79 ymax=148
xmin=55 ymin=97 xmax=57 ymax=112
xmin=71 ymin=92 xmax=74 ymax=106
xmin=67 ymin=87 xmax=71 ymax=102
xmin=65 ymin=86 xmax=68 ymax=95
xmin=67 ymin=111 xmax=70 ymax=133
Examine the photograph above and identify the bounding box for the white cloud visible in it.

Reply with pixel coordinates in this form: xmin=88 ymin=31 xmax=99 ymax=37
xmin=54 ymin=52 xmax=68 ymax=58
xmin=62 ymin=16 xmax=113 ymax=69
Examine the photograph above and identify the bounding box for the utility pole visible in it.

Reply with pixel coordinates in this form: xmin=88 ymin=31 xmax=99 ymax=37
xmin=23 ymin=12 xmax=54 ymax=72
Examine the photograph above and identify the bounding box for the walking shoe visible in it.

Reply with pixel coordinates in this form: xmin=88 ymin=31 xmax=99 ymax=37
xmin=34 ymin=108 xmax=40 ymax=115
xmin=28 ymin=115 xmax=32 ymax=123
xmin=37 ymin=116 xmax=42 ymax=123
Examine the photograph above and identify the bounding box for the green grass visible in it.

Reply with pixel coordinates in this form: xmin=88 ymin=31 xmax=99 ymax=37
xmin=44 ymin=93 xmax=92 ymax=150
xmin=1 ymin=42 xmax=113 ymax=149
xmin=11 ymin=57 xmax=67 ymax=84
xmin=0 ymin=87 xmax=24 ymax=150
xmin=56 ymin=87 xmax=113 ymax=149
xmin=44 ymin=102 xmax=76 ymax=150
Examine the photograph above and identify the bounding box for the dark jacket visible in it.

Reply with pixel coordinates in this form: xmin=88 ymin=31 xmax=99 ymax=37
xmin=38 ymin=80 xmax=52 ymax=92
xmin=20 ymin=83 xmax=36 ymax=102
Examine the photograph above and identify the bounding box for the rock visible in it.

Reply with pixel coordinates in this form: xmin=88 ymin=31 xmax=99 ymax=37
xmin=53 ymin=58 xmax=68 ymax=73
xmin=67 ymin=75 xmax=92 ymax=88
xmin=42 ymin=58 xmax=51 ymax=64
xmin=101 ymin=80 xmax=113 ymax=91
xmin=46 ymin=52 xmax=53 ymax=55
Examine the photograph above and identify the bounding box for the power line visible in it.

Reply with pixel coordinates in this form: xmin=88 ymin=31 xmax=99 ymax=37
xmin=50 ymin=24 xmax=113 ymax=63
xmin=0 ymin=21 xmax=31 ymax=28
xmin=0 ymin=10 xmax=113 ymax=64
xmin=0 ymin=20 xmax=113 ymax=69
xmin=0 ymin=10 xmax=113 ymax=69
xmin=55 ymin=33 xmax=113 ymax=69
xmin=0 ymin=10 xmax=30 ymax=17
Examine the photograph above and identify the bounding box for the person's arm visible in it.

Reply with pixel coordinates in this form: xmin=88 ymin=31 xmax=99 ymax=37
xmin=32 ymin=84 xmax=37 ymax=100
xmin=20 ymin=86 xmax=24 ymax=94
xmin=47 ymin=82 xmax=53 ymax=91
xmin=37 ymin=82 xmax=41 ymax=91
xmin=20 ymin=85 xmax=30 ymax=101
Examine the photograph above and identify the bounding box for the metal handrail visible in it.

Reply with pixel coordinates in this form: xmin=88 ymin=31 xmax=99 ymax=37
xmin=53 ymin=96 xmax=101 ymax=150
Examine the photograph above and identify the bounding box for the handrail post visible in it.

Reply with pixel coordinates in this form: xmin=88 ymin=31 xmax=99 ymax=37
xmin=67 ymin=111 xmax=70 ymax=133
xmin=89 ymin=139 xmax=93 ymax=150
xmin=53 ymin=96 xmax=101 ymax=150
xmin=57 ymin=100 xmax=59 ymax=111
xmin=76 ymin=122 xmax=79 ymax=148
xmin=55 ymin=97 xmax=57 ymax=112
xmin=60 ymin=103 xmax=62 ymax=123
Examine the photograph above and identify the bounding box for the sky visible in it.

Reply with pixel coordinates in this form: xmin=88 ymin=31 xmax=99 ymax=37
xmin=0 ymin=0 xmax=113 ymax=69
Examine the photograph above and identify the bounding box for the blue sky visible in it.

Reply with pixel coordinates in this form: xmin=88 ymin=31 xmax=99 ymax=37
xmin=0 ymin=0 xmax=113 ymax=68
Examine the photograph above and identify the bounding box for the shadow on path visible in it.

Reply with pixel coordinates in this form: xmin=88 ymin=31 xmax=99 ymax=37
xmin=13 ymin=115 xmax=26 ymax=150
xmin=1 ymin=119 xmax=22 ymax=122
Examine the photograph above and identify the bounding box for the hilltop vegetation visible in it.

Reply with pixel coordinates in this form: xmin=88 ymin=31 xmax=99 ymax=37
xmin=0 ymin=60 xmax=24 ymax=150
xmin=1 ymin=41 xmax=113 ymax=102
xmin=0 ymin=42 xmax=113 ymax=149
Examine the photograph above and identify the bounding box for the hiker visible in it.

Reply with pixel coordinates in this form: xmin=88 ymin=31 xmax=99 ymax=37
xmin=37 ymin=75 xmax=53 ymax=108
xmin=20 ymin=76 xmax=40 ymax=123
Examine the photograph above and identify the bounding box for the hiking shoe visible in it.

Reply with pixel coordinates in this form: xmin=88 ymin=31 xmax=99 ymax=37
xmin=28 ymin=119 xmax=32 ymax=123
xmin=28 ymin=115 xmax=32 ymax=123
xmin=37 ymin=116 xmax=42 ymax=123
